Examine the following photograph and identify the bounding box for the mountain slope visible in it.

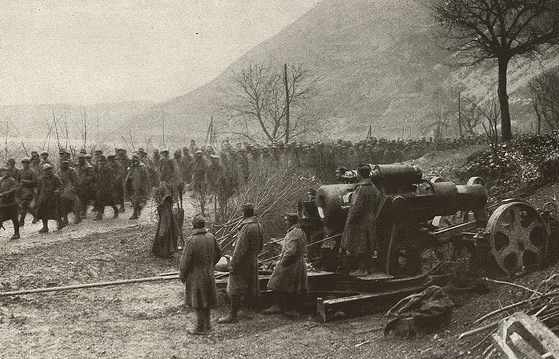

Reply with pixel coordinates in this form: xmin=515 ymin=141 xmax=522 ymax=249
xmin=138 ymin=0 xmax=558 ymax=144
xmin=134 ymin=0 xmax=452 ymax=142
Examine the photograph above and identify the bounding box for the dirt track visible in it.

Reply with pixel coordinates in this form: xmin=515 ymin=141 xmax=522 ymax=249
xmin=1 ymin=186 xmax=558 ymax=358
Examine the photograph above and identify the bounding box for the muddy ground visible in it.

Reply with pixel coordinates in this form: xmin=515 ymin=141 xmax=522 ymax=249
xmin=2 ymin=180 xmax=559 ymax=358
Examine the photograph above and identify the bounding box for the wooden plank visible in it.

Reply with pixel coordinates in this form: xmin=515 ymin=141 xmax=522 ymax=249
xmin=492 ymin=312 xmax=559 ymax=359
xmin=316 ymin=285 xmax=427 ymax=322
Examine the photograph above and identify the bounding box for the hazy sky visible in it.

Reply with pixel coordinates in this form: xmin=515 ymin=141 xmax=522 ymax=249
xmin=0 ymin=0 xmax=320 ymax=105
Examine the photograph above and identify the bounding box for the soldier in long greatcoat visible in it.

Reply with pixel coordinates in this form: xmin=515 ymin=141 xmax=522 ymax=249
xmin=340 ymin=164 xmax=383 ymax=276
xmin=263 ymin=213 xmax=308 ymax=317
xmin=58 ymin=160 xmax=81 ymax=225
xmin=107 ymin=155 xmax=125 ymax=213
xmin=17 ymin=158 xmax=37 ymax=226
xmin=125 ymin=155 xmax=150 ymax=220
xmin=0 ymin=167 xmax=20 ymax=239
xmin=218 ymin=204 xmax=264 ymax=324
xmin=159 ymin=149 xmax=179 ymax=202
xmin=179 ymin=215 xmax=222 ymax=335
xmin=181 ymin=147 xmax=193 ymax=185
xmin=76 ymin=154 xmax=96 ymax=218
xmin=36 ymin=164 xmax=64 ymax=233
xmin=152 ymin=181 xmax=179 ymax=258
xmin=94 ymin=156 xmax=119 ymax=220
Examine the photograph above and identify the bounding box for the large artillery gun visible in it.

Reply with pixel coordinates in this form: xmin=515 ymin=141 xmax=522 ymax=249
xmin=295 ymin=164 xmax=559 ymax=320
xmin=303 ymin=164 xmax=554 ymax=278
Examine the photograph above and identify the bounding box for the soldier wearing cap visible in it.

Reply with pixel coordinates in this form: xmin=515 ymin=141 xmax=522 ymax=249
xmin=219 ymin=203 xmax=264 ymax=324
xmin=6 ymin=159 xmax=20 ymax=182
xmin=179 ymin=214 xmax=221 ymax=335
xmin=152 ymin=180 xmax=179 ymax=258
xmin=58 ymin=159 xmax=81 ymax=225
xmin=125 ymin=154 xmax=150 ymax=220
xmin=76 ymin=154 xmax=96 ymax=218
xmin=39 ymin=151 xmax=52 ymax=174
xmin=0 ymin=166 xmax=20 ymax=239
xmin=94 ymin=155 xmax=119 ymax=220
xmin=17 ymin=158 xmax=38 ymax=226
xmin=263 ymin=213 xmax=307 ymax=317
xmin=341 ymin=164 xmax=383 ymax=276
xmin=30 ymin=151 xmax=41 ymax=174
xmin=36 ymin=163 xmax=64 ymax=233
xmin=107 ymin=154 xmax=126 ymax=213
xmin=159 ymin=148 xmax=179 ymax=202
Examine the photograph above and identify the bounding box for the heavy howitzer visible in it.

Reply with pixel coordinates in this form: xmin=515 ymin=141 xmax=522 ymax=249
xmin=301 ymin=164 xmax=555 ymax=278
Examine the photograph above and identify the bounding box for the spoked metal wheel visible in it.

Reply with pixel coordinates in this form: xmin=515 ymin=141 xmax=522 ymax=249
xmin=486 ymin=201 xmax=549 ymax=277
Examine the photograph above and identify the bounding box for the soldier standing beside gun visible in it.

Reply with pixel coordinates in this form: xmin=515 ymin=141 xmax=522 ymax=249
xmin=218 ymin=204 xmax=264 ymax=324
xmin=179 ymin=215 xmax=222 ymax=335
xmin=263 ymin=213 xmax=308 ymax=317
xmin=341 ymin=164 xmax=383 ymax=276
xmin=0 ymin=166 xmax=20 ymax=240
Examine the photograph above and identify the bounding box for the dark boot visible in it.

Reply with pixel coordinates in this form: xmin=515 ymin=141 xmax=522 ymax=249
xmin=119 ymin=202 xmax=125 ymax=213
xmin=129 ymin=207 xmax=139 ymax=220
xmin=94 ymin=208 xmax=103 ymax=221
xmin=188 ymin=309 xmax=208 ymax=335
xmin=112 ymin=206 xmax=119 ymax=219
xmin=19 ymin=213 xmax=26 ymax=227
xmin=10 ymin=219 xmax=20 ymax=240
xmin=39 ymin=220 xmax=49 ymax=234
xmin=218 ymin=295 xmax=240 ymax=324
xmin=203 ymin=308 xmax=211 ymax=332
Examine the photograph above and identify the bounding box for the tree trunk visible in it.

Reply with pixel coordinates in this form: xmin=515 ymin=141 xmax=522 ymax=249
xmin=283 ymin=63 xmax=290 ymax=145
xmin=498 ymin=56 xmax=512 ymax=141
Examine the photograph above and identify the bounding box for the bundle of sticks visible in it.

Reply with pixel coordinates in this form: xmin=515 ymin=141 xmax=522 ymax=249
xmin=459 ymin=274 xmax=559 ymax=358
xmin=212 ymin=165 xmax=319 ymax=252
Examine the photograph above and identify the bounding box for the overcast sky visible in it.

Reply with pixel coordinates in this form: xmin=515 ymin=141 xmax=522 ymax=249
xmin=0 ymin=0 xmax=320 ymax=106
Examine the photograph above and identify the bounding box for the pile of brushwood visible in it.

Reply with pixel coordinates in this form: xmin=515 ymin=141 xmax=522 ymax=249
xmin=456 ymin=133 xmax=559 ymax=200
xmin=460 ymin=275 xmax=559 ymax=357
xmin=211 ymin=163 xmax=320 ymax=253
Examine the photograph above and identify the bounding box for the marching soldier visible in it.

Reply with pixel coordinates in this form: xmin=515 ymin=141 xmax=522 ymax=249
xmin=0 ymin=166 xmax=20 ymax=240
xmin=181 ymin=147 xmax=193 ymax=185
xmin=17 ymin=158 xmax=37 ymax=226
xmin=76 ymin=154 xmax=96 ymax=218
xmin=191 ymin=150 xmax=208 ymax=216
xmin=159 ymin=148 xmax=179 ymax=202
xmin=36 ymin=164 xmax=64 ymax=233
xmin=6 ymin=159 xmax=20 ymax=182
xmin=179 ymin=215 xmax=222 ymax=335
xmin=58 ymin=160 xmax=81 ymax=225
xmin=219 ymin=204 xmax=264 ymax=324
xmin=30 ymin=151 xmax=41 ymax=174
xmin=263 ymin=213 xmax=308 ymax=317
xmin=125 ymin=155 xmax=150 ymax=220
xmin=107 ymin=154 xmax=125 ymax=213
xmin=94 ymin=156 xmax=119 ymax=220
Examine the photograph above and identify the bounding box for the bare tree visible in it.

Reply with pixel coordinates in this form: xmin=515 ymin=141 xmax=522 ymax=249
xmin=479 ymin=98 xmax=501 ymax=147
xmin=529 ymin=66 xmax=559 ymax=131
xmin=225 ymin=63 xmax=318 ymax=144
xmin=431 ymin=0 xmax=559 ymax=141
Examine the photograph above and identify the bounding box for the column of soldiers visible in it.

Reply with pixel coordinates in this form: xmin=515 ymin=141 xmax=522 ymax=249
xmin=0 ymin=135 xmax=485 ymax=241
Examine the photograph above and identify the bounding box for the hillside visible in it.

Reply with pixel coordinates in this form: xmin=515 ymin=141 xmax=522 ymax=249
xmin=133 ymin=0 xmax=558 ymax=144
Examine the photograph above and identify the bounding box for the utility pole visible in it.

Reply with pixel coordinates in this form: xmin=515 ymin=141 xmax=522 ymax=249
xmin=162 ymin=112 xmax=166 ymax=147
xmin=458 ymin=91 xmax=463 ymax=138
xmin=283 ymin=63 xmax=290 ymax=145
